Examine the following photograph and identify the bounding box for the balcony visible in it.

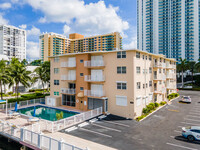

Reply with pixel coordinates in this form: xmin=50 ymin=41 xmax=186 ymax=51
xmin=153 ymin=63 xmax=162 ymax=68
xmin=166 ymin=74 xmax=176 ymax=79
xmin=84 ymin=90 xmax=105 ymax=98
xmin=61 ymin=75 xmax=76 ymax=81
xmin=166 ymin=84 xmax=176 ymax=89
xmin=61 ymin=62 xmax=76 ymax=68
xmin=84 ymin=75 xmax=105 ymax=82
xmin=84 ymin=60 xmax=105 ymax=68
xmin=61 ymin=88 xmax=76 ymax=95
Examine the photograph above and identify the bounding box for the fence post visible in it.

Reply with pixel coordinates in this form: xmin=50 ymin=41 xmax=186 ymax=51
xmin=20 ymin=128 xmax=24 ymax=141
xmin=58 ymin=138 xmax=64 ymax=150
xmin=51 ymin=122 xmax=54 ymax=133
xmin=38 ymin=132 xmax=43 ymax=149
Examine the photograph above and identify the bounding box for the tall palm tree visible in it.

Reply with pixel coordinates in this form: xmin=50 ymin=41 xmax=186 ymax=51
xmin=187 ymin=61 xmax=196 ymax=84
xmin=179 ymin=58 xmax=188 ymax=88
xmin=9 ymin=58 xmax=32 ymax=99
xmin=0 ymin=60 xmax=10 ymax=99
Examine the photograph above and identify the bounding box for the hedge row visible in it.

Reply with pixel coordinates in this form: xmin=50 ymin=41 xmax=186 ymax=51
xmin=167 ymin=93 xmax=179 ymax=101
xmin=7 ymin=93 xmax=50 ymax=103
xmin=136 ymin=101 xmax=167 ymax=121
xmin=29 ymin=89 xmax=48 ymax=92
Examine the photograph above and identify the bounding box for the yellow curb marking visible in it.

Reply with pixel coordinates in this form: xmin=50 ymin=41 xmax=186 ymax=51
xmin=168 ymin=109 xmax=179 ymax=112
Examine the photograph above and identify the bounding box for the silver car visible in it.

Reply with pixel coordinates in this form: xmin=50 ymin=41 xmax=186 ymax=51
xmin=182 ymin=126 xmax=200 ymax=141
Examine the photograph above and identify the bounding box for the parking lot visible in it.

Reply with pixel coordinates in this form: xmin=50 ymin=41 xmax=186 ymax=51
xmin=61 ymin=90 xmax=200 ymax=150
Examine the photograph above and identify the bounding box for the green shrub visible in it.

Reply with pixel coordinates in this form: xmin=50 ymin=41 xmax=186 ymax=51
xmin=7 ymin=92 xmax=13 ymax=95
xmin=11 ymin=93 xmax=20 ymax=96
xmin=136 ymin=115 xmax=146 ymax=121
xmin=154 ymin=102 xmax=159 ymax=107
xmin=147 ymin=103 xmax=155 ymax=110
xmin=160 ymin=101 xmax=167 ymax=106
xmin=142 ymin=108 xmax=149 ymax=114
xmin=2 ymin=94 xmax=9 ymax=97
xmin=167 ymin=93 xmax=179 ymax=101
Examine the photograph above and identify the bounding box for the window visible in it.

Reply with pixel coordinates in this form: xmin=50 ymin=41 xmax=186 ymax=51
xmin=136 ymin=67 xmax=140 ymax=74
xmin=137 ymin=82 xmax=141 ymax=89
xmin=142 ymin=55 xmax=144 ymax=59
xmin=62 ymin=95 xmax=75 ymax=107
xmin=136 ymin=52 xmax=140 ymax=58
xmin=80 ymin=73 xmax=84 ymax=76
xmin=163 ymin=69 xmax=165 ymax=73
xmin=136 ymin=97 xmax=141 ymax=106
xmin=159 ymin=69 xmax=161 ymax=73
xmin=149 ymin=67 xmax=152 ymax=73
xmin=80 ymin=87 xmax=84 ymax=91
xmin=54 ymin=80 xmax=59 ymax=85
xmin=80 ymin=59 xmax=83 ymax=63
xmin=149 ymin=55 xmax=152 ymax=61
xmin=54 ymin=91 xmax=59 ymax=96
xmin=164 ymin=59 xmax=165 ymax=63
xmin=146 ymin=56 xmax=147 ymax=60
xmin=116 ymin=96 xmax=127 ymax=106
xmin=117 ymin=51 xmax=126 ymax=58
xmin=117 ymin=66 xmax=126 ymax=74
xmin=117 ymin=82 xmax=127 ymax=90
xmin=146 ymin=83 xmax=148 ymax=88
xmin=149 ymin=81 xmax=152 ymax=87
xmin=54 ymin=57 xmax=59 ymax=62
xmin=159 ymin=81 xmax=162 ymax=85
xmin=143 ymin=84 xmax=145 ymax=89
xmin=54 ymin=68 xmax=59 ymax=74
xmin=160 ymin=58 xmax=162 ymax=62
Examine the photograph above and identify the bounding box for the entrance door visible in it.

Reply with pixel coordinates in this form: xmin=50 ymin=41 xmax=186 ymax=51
xmin=79 ymin=100 xmax=84 ymax=110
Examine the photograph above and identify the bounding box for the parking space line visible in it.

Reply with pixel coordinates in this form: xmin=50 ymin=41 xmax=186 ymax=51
xmin=186 ymin=115 xmax=200 ymax=118
xmin=79 ymin=128 xmax=112 ymax=138
xmin=178 ymin=126 xmax=183 ymax=128
xmin=92 ymin=123 xmax=121 ymax=132
xmin=189 ymin=112 xmax=200 ymax=115
xmin=174 ymin=130 xmax=182 ymax=133
xmin=189 ymin=110 xmax=200 ymax=113
xmin=102 ymin=120 xmax=130 ymax=127
xmin=184 ymin=118 xmax=200 ymax=123
xmin=180 ymin=122 xmax=200 ymax=126
xmin=166 ymin=143 xmax=198 ymax=150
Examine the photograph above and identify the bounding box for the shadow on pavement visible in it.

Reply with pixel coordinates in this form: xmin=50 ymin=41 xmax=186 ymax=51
xmin=174 ymin=136 xmax=200 ymax=145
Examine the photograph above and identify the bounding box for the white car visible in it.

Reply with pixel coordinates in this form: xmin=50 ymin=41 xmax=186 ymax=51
xmin=182 ymin=126 xmax=200 ymax=141
xmin=181 ymin=96 xmax=191 ymax=103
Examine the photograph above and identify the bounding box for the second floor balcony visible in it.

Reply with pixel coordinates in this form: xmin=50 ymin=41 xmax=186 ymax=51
xmin=84 ymin=90 xmax=105 ymax=98
xmin=61 ymin=75 xmax=76 ymax=81
xmin=61 ymin=88 xmax=76 ymax=95
xmin=61 ymin=61 xmax=76 ymax=68
xmin=153 ymin=63 xmax=162 ymax=68
xmin=84 ymin=75 xmax=105 ymax=82
xmin=84 ymin=60 xmax=105 ymax=68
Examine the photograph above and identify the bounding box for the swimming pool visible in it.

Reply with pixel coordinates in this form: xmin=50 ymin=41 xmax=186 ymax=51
xmin=17 ymin=105 xmax=79 ymax=121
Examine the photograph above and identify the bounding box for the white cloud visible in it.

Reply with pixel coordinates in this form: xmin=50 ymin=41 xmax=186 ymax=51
xmin=0 ymin=3 xmax=11 ymax=9
xmin=63 ymin=25 xmax=70 ymax=34
xmin=26 ymin=26 xmax=41 ymax=41
xmin=19 ymin=24 xmax=27 ymax=29
xmin=123 ymin=36 xmax=137 ymax=50
xmin=0 ymin=13 xmax=8 ymax=25
xmin=26 ymin=41 xmax=40 ymax=60
xmin=24 ymin=0 xmax=129 ymax=35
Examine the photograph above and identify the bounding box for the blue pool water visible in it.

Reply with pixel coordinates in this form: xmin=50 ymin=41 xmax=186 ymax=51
xmin=17 ymin=105 xmax=79 ymax=121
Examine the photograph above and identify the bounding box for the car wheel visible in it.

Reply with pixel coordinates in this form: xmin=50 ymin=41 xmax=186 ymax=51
xmin=187 ymin=135 xmax=195 ymax=142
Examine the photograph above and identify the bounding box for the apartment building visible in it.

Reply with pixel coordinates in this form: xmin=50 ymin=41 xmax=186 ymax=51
xmin=47 ymin=49 xmax=176 ymax=119
xmin=137 ymin=0 xmax=199 ymax=62
xmin=39 ymin=32 xmax=122 ymax=62
xmin=0 ymin=25 xmax=26 ymax=61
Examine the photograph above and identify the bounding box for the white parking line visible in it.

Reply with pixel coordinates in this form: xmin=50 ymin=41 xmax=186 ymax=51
xmin=184 ymin=118 xmax=200 ymax=123
xmin=102 ymin=120 xmax=130 ymax=127
xmin=189 ymin=112 xmax=200 ymax=115
xmin=186 ymin=115 xmax=200 ymax=118
xmin=166 ymin=143 xmax=198 ymax=150
xmin=178 ymin=126 xmax=183 ymax=128
xmin=174 ymin=130 xmax=182 ymax=133
xmin=189 ymin=110 xmax=200 ymax=113
xmin=79 ymin=128 xmax=112 ymax=138
xmin=180 ymin=122 xmax=200 ymax=126
xmin=92 ymin=123 xmax=121 ymax=132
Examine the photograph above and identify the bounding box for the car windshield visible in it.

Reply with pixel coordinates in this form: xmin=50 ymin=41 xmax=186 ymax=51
xmin=184 ymin=97 xmax=189 ymax=99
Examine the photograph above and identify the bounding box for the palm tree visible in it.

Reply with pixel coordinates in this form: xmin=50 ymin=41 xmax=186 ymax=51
xmin=179 ymin=58 xmax=188 ymax=88
xmin=0 ymin=60 xmax=10 ymax=99
xmin=187 ymin=61 xmax=196 ymax=84
xmin=9 ymin=58 xmax=32 ymax=99
xmin=33 ymin=66 xmax=46 ymax=93
xmin=21 ymin=59 xmax=28 ymax=66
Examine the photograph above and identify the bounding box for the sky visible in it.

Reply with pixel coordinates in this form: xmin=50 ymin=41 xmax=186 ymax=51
xmin=0 ymin=0 xmax=137 ymax=61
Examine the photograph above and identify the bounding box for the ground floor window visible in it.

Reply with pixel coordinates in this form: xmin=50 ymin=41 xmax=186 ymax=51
xmin=62 ymin=94 xmax=75 ymax=107
xmin=88 ymin=98 xmax=104 ymax=111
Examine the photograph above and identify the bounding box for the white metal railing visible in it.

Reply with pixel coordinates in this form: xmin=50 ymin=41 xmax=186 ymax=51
xmin=61 ymin=75 xmax=76 ymax=81
xmin=84 ymin=60 xmax=105 ymax=67
xmin=61 ymin=61 xmax=76 ymax=68
xmin=153 ymin=63 xmax=162 ymax=68
xmin=84 ymin=90 xmax=105 ymax=97
xmin=84 ymin=75 xmax=105 ymax=82
xmin=0 ymin=98 xmax=45 ymax=110
xmin=49 ymin=107 xmax=103 ymax=133
xmin=61 ymin=88 xmax=76 ymax=95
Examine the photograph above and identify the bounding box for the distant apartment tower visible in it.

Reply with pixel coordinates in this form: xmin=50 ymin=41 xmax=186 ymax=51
xmin=39 ymin=32 xmax=122 ymax=62
xmin=0 ymin=25 xmax=26 ymax=61
xmin=137 ymin=0 xmax=199 ymax=61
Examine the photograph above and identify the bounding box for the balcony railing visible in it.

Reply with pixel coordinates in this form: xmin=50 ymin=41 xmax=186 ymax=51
xmin=61 ymin=88 xmax=76 ymax=95
xmin=84 ymin=60 xmax=105 ymax=67
xmin=84 ymin=75 xmax=105 ymax=82
xmin=61 ymin=62 xmax=76 ymax=68
xmin=153 ymin=63 xmax=162 ymax=68
xmin=84 ymin=90 xmax=105 ymax=97
xmin=61 ymin=75 xmax=76 ymax=81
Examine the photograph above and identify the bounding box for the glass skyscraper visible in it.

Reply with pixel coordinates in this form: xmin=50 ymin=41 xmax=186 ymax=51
xmin=137 ymin=0 xmax=199 ymax=61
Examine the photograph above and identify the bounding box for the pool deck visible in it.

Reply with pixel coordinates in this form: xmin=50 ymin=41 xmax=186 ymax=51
xmin=0 ymin=104 xmax=113 ymax=150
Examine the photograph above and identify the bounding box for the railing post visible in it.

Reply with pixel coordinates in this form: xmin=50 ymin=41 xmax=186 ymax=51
xmin=51 ymin=122 xmax=54 ymax=133
xmin=38 ymin=132 xmax=43 ymax=149
xmin=20 ymin=128 xmax=24 ymax=141
xmin=58 ymin=138 xmax=64 ymax=150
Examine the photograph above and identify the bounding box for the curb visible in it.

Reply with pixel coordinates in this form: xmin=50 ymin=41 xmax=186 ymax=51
xmin=138 ymin=103 xmax=167 ymax=122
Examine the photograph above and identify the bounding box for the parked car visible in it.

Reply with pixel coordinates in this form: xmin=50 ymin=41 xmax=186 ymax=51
xmin=181 ymin=96 xmax=191 ymax=103
xmin=182 ymin=126 xmax=200 ymax=141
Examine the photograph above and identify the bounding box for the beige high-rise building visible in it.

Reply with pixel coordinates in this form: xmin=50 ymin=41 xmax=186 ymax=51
xmin=39 ymin=32 xmax=122 ymax=62
xmin=46 ymin=49 xmax=177 ymax=119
